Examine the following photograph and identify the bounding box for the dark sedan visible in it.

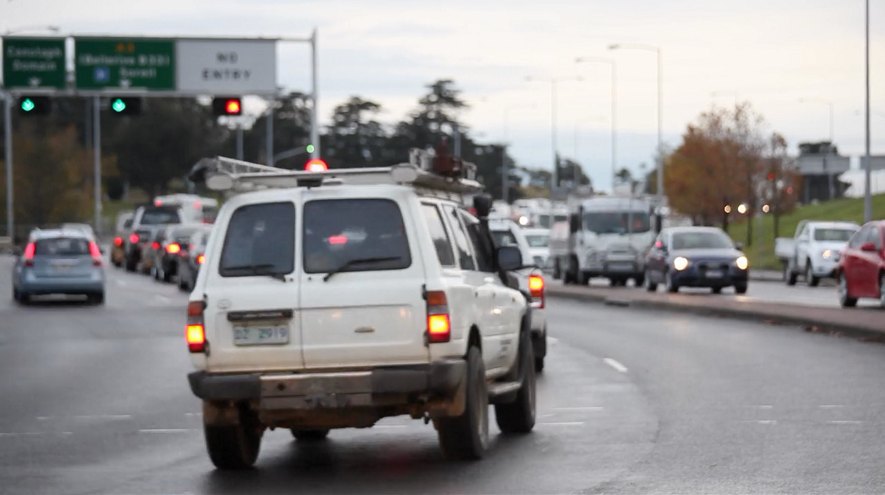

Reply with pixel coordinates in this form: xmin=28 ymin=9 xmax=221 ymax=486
xmin=644 ymin=226 xmax=749 ymax=294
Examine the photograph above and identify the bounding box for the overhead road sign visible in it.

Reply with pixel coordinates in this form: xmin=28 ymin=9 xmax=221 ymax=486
xmin=176 ymin=39 xmax=277 ymax=95
xmin=2 ymin=37 xmax=66 ymax=89
xmin=74 ymin=38 xmax=175 ymax=91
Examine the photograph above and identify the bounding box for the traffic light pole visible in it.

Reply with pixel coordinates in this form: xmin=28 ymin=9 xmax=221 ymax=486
xmin=310 ymin=29 xmax=319 ymax=159
xmin=93 ymin=96 xmax=102 ymax=236
xmin=3 ymin=92 xmax=13 ymax=242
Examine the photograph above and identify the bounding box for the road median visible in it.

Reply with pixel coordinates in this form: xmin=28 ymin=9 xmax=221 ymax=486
xmin=548 ymin=284 xmax=884 ymax=341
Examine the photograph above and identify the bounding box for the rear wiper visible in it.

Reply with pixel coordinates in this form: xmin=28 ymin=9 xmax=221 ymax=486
xmin=323 ymin=256 xmax=402 ymax=282
xmin=224 ymin=263 xmax=287 ymax=282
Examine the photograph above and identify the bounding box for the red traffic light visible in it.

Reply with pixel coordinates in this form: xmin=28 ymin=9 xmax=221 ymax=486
xmin=304 ymin=158 xmax=328 ymax=172
xmin=212 ymin=97 xmax=242 ymax=116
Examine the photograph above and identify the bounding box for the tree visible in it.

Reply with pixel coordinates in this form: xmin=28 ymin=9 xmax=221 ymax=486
xmin=240 ymin=92 xmax=313 ymax=168
xmin=762 ymin=133 xmax=801 ymax=238
xmin=392 ymin=79 xmax=468 ymax=160
xmin=325 ymin=96 xmax=387 ymax=168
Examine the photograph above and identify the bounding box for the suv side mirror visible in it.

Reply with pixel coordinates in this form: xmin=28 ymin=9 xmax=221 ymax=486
xmin=473 ymin=195 xmax=493 ymax=219
xmin=496 ymin=246 xmax=522 ymax=271
xmin=860 ymin=242 xmax=877 ymax=252
xmin=734 ymin=242 xmax=744 ymax=251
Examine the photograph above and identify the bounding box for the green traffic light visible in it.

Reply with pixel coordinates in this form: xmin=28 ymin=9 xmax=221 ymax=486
xmin=111 ymin=98 xmax=127 ymax=113
xmin=306 ymin=144 xmax=315 ymax=154
xmin=21 ymin=98 xmax=35 ymax=113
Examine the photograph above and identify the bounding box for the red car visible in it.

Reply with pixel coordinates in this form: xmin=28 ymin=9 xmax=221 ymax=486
xmin=837 ymin=220 xmax=885 ymax=308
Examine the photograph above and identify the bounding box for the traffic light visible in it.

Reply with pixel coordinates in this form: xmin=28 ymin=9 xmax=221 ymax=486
xmin=305 ymin=144 xmax=316 ymax=154
xmin=212 ymin=97 xmax=242 ymax=116
xmin=18 ymin=96 xmax=51 ymax=116
xmin=109 ymin=97 xmax=142 ymax=116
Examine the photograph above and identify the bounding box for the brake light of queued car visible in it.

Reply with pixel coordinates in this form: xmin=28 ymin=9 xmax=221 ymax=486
xmin=151 ymin=241 xmax=161 ymax=250
xmin=129 ymin=233 xmax=140 ymax=244
xmin=327 ymin=235 xmax=348 ymax=246
xmin=113 ymin=236 xmax=124 ymax=247
xmin=529 ymin=273 xmax=546 ymax=309
xmin=23 ymin=242 xmax=36 ymax=267
xmin=186 ymin=300 xmax=207 ymax=353
xmin=165 ymin=242 xmax=181 ymax=255
xmin=196 ymin=254 xmax=205 ymax=265
xmin=425 ymin=290 xmax=451 ymax=343
xmin=88 ymin=241 xmax=103 ymax=266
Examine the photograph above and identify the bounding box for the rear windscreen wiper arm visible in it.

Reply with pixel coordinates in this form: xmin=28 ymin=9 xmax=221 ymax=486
xmin=224 ymin=263 xmax=287 ymax=282
xmin=323 ymin=257 xmax=402 ymax=282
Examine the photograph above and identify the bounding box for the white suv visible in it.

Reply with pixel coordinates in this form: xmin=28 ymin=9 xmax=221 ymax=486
xmin=185 ymin=157 xmax=536 ymax=469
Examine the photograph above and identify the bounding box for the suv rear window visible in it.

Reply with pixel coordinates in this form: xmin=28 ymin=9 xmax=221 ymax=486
xmin=36 ymin=237 xmax=90 ymax=256
xmin=139 ymin=208 xmax=181 ymax=225
xmin=303 ymin=199 xmax=411 ymax=274
xmin=219 ymin=202 xmax=295 ymax=277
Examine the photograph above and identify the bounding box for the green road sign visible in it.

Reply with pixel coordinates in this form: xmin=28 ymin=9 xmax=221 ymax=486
xmin=75 ymin=38 xmax=175 ymax=90
xmin=2 ymin=37 xmax=66 ymax=89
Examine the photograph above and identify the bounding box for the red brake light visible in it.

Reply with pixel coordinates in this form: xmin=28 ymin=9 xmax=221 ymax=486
xmin=166 ymin=243 xmax=181 ymax=254
xmin=88 ymin=241 xmax=103 ymax=266
xmin=23 ymin=242 xmax=36 ymax=267
xmin=654 ymin=240 xmax=663 ymax=249
xmin=186 ymin=301 xmax=206 ymax=353
xmin=304 ymin=158 xmax=328 ymax=172
xmin=151 ymin=241 xmax=160 ymax=250
xmin=113 ymin=236 xmax=123 ymax=247
xmin=196 ymin=254 xmax=205 ymax=265
xmin=426 ymin=290 xmax=451 ymax=343
xmin=328 ymin=235 xmax=348 ymax=246
xmin=529 ymin=274 xmax=545 ymax=309
xmin=129 ymin=233 xmax=140 ymax=244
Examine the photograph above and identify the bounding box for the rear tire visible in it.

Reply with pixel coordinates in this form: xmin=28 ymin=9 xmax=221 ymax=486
xmin=634 ymin=275 xmax=645 ymax=288
xmin=806 ymin=261 xmax=820 ymax=287
xmin=495 ymin=332 xmax=536 ymax=434
xmin=125 ymin=257 xmax=137 ymax=272
xmin=786 ymin=260 xmax=797 ymax=286
xmin=437 ymin=346 xmax=488 ymax=460
xmin=290 ymin=429 xmax=330 ymax=441
xmin=645 ymin=271 xmax=658 ymax=292
xmin=734 ymin=283 xmax=748 ymax=295
xmin=665 ymin=273 xmax=679 ymax=293
xmin=712 ymin=287 xmax=722 ymax=294
xmin=88 ymin=292 xmax=105 ymax=305
xmin=204 ymin=404 xmax=262 ymax=470
xmin=838 ymin=273 xmax=857 ymax=308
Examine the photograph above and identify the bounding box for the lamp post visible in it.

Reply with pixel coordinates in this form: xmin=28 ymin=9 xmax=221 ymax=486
xmin=501 ymin=104 xmax=535 ymax=202
xmin=609 ymin=43 xmax=663 ymax=203
xmin=575 ymin=57 xmax=618 ymax=192
xmin=864 ymin=0 xmax=872 ymax=222
xmin=799 ymin=97 xmax=836 ymax=200
xmin=525 ymin=75 xmax=582 ymax=195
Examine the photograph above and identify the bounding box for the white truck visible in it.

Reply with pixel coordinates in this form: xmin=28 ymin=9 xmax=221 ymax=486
xmin=550 ymin=195 xmax=656 ymax=286
xmin=185 ymin=155 xmax=537 ymax=469
xmin=775 ymin=220 xmax=860 ymax=286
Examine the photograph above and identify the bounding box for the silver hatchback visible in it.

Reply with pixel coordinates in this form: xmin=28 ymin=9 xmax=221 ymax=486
xmin=12 ymin=229 xmax=106 ymax=305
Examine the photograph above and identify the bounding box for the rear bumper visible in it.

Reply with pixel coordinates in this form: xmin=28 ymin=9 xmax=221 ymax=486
xmin=18 ymin=276 xmax=104 ymax=295
xmin=188 ymin=360 xmax=466 ymax=405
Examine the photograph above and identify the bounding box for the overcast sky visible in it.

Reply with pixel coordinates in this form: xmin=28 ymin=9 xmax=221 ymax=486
xmin=2 ymin=0 xmax=883 ymax=191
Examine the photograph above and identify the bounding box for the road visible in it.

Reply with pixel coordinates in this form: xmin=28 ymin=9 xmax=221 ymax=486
xmin=2 ymin=258 xmax=885 ymax=494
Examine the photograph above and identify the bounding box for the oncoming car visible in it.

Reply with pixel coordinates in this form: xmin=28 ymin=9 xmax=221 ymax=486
xmin=645 ymin=226 xmax=749 ymax=294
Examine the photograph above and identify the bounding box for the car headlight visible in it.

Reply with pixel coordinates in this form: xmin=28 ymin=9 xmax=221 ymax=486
xmin=736 ymin=256 xmax=749 ymax=270
xmin=673 ymin=256 xmax=689 ymax=271
xmin=821 ymin=249 xmax=833 ymax=260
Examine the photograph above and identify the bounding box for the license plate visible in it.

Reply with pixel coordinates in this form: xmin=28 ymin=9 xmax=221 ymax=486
xmin=233 ymin=325 xmax=289 ymax=346
xmin=705 ymin=270 xmax=723 ymax=279
xmin=608 ymin=263 xmax=633 ymax=272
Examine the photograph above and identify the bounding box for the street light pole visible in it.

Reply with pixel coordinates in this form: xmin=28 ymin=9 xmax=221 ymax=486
xmin=575 ymin=57 xmax=617 ymax=192
xmin=609 ymin=43 xmax=663 ymax=203
xmin=526 ymin=75 xmax=581 ymax=196
xmin=864 ymin=0 xmax=872 ymax=222
xmin=501 ymin=105 xmax=535 ymax=203
xmin=310 ymin=28 xmax=320 ymax=159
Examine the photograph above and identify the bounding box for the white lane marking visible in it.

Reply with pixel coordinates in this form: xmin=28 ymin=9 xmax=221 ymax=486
xmin=756 ymin=420 xmax=777 ymax=425
xmin=749 ymin=405 xmax=773 ymax=410
xmin=551 ymin=406 xmax=603 ymax=412
xmin=184 ymin=412 xmax=202 ymax=417
xmin=0 ymin=431 xmax=73 ymax=437
xmin=819 ymin=405 xmax=845 ymax=409
xmin=138 ymin=428 xmax=192 ymax=434
xmin=115 ymin=279 xmax=128 ymax=287
xmin=603 ymin=358 xmax=628 ymax=373
xmin=152 ymin=295 xmax=171 ymax=305
xmin=72 ymin=414 xmax=132 ymax=421
xmin=548 ymin=336 xmax=559 ymax=344
xmin=828 ymin=420 xmax=862 ymax=425
xmin=538 ymin=421 xmax=585 ymax=426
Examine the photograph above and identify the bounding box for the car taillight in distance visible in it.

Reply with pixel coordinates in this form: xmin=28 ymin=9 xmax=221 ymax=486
xmin=129 ymin=233 xmax=140 ymax=244
xmin=23 ymin=242 xmax=36 ymax=267
xmin=186 ymin=300 xmax=206 ymax=353
xmin=151 ymin=241 xmax=161 ymax=250
xmin=166 ymin=242 xmax=181 ymax=254
xmin=425 ymin=290 xmax=451 ymax=343
xmin=196 ymin=254 xmax=205 ymax=265
xmin=529 ymin=273 xmax=545 ymax=309
xmin=88 ymin=241 xmax=103 ymax=266
xmin=113 ymin=236 xmax=123 ymax=247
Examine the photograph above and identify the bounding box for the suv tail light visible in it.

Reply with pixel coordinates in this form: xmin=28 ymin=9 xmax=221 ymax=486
xmin=426 ymin=290 xmax=451 ymax=343
xmin=165 ymin=242 xmax=181 ymax=254
xmin=88 ymin=241 xmax=103 ymax=266
xmin=196 ymin=254 xmax=205 ymax=265
xmin=113 ymin=236 xmax=123 ymax=247
xmin=151 ymin=241 xmax=161 ymax=250
xmin=529 ymin=273 xmax=545 ymax=309
xmin=129 ymin=233 xmax=140 ymax=244
xmin=23 ymin=242 xmax=36 ymax=267
xmin=186 ymin=300 xmax=207 ymax=353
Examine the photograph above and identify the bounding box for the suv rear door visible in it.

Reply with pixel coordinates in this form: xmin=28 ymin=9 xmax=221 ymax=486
xmin=298 ymin=194 xmax=429 ymax=369
xmin=201 ymin=199 xmax=304 ymax=373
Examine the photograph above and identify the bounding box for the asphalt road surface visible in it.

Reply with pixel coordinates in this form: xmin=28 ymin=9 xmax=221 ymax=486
xmin=2 ymin=257 xmax=884 ymax=494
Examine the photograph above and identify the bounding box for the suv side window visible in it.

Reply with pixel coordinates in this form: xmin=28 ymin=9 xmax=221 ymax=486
xmin=442 ymin=205 xmax=476 ymax=271
xmin=868 ymin=226 xmax=882 ymax=249
xmin=462 ymin=212 xmax=495 ymax=272
xmin=421 ymin=204 xmax=455 ymax=267
xmin=220 ymin=202 xmax=295 ymax=277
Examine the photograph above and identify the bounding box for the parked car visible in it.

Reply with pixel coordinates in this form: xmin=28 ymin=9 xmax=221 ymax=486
xmin=489 ymin=219 xmax=548 ymax=372
xmin=150 ymin=224 xmax=206 ymax=283
xmin=12 ymin=228 xmax=105 ymax=304
xmin=645 ymin=226 xmax=749 ymax=294
xmin=177 ymin=225 xmax=213 ymax=291
xmin=111 ymin=211 xmax=134 ymax=268
xmin=123 ymin=205 xmax=185 ymax=272
xmin=775 ymin=220 xmax=860 ymax=286
xmin=836 ymin=220 xmax=885 ymax=308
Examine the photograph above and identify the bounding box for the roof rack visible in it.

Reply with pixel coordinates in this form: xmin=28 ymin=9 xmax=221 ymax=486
xmin=189 ymin=150 xmax=483 ymax=195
